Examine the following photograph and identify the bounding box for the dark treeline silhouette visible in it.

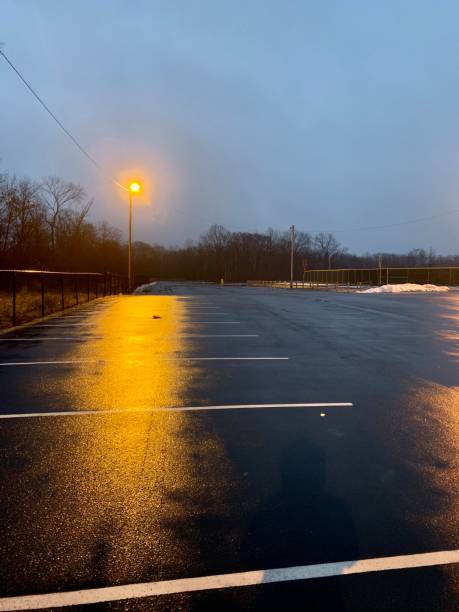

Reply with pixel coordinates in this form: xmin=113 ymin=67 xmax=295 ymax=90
xmin=1 ymin=172 xmax=458 ymax=281
xmin=0 ymin=173 xmax=125 ymax=273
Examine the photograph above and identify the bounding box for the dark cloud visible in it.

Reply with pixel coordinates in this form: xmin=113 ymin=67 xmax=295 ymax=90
xmin=1 ymin=0 xmax=459 ymax=253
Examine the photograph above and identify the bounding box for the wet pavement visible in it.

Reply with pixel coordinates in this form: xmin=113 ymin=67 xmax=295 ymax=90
xmin=0 ymin=282 xmax=458 ymax=610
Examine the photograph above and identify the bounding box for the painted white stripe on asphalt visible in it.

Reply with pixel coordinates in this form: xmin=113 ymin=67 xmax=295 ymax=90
xmin=183 ymin=312 xmax=229 ymax=315
xmin=183 ymin=357 xmax=289 ymax=361
xmin=0 ymin=337 xmax=104 ymax=341
xmin=161 ymin=334 xmax=259 ymax=338
xmin=3 ymin=333 xmax=258 ymax=339
xmin=30 ymin=324 xmax=95 ymax=328
xmin=188 ymin=322 xmax=240 ymax=324
xmin=0 ymin=403 xmax=352 ymax=419
xmin=0 ymin=357 xmax=289 ymax=366
xmin=0 ymin=550 xmax=457 ymax=610
xmin=182 ymin=357 xmax=290 ymax=365
xmin=0 ymin=360 xmax=102 ymax=366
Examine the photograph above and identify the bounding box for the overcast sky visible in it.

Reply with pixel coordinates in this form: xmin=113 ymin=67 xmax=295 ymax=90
xmin=2 ymin=1 xmax=459 ymax=253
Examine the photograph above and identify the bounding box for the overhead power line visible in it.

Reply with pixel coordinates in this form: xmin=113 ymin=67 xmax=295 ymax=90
xmin=310 ymin=207 xmax=459 ymax=234
xmin=2 ymin=48 xmax=458 ymax=235
xmin=163 ymin=204 xmax=459 ymax=236
xmin=0 ymin=48 xmax=260 ymax=227
xmin=0 ymin=49 xmax=128 ymax=192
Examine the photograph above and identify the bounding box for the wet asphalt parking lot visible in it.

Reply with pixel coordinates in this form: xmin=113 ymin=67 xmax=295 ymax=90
xmin=0 ymin=282 xmax=458 ymax=610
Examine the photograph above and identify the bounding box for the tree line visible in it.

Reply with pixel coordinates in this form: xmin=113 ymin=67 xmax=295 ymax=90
xmin=1 ymin=172 xmax=458 ymax=282
xmin=0 ymin=173 xmax=125 ymax=273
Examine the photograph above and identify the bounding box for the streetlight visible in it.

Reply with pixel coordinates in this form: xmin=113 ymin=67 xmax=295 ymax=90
xmin=128 ymin=181 xmax=141 ymax=292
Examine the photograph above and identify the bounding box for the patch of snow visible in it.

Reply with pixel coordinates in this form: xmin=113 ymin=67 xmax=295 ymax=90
xmin=361 ymin=283 xmax=449 ymax=294
xmin=133 ymin=281 xmax=158 ymax=295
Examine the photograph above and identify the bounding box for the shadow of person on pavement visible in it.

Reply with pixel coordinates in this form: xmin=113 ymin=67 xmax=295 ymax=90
xmin=241 ymin=437 xmax=358 ymax=610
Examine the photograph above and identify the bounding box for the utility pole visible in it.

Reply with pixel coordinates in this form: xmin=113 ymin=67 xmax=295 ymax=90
xmin=290 ymin=225 xmax=295 ymax=288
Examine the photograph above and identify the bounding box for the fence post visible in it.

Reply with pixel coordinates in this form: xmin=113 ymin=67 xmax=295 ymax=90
xmin=75 ymin=276 xmax=79 ymax=305
xmin=386 ymin=268 xmax=389 ymax=285
xmin=60 ymin=274 xmax=65 ymax=310
xmin=40 ymin=272 xmax=45 ymax=318
xmin=103 ymin=273 xmax=107 ymax=297
xmin=95 ymin=276 xmax=98 ymax=299
xmin=12 ymin=271 xmax=16 ymax=327
xmin=87 ymin=274 xmax=90 ymax=302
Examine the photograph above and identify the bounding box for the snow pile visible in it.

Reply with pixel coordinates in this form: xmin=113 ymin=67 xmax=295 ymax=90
xmin=362 ymin=283 xmax=449 ymax=294
xmin=133 ymin=281 xmax=157 ymax=294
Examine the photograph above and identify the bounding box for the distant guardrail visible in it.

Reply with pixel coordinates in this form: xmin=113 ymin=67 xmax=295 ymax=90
xmin=248 ymin=267 xmax=459 ymax=291
xmin=0 ymin=270 xmax=126 ymax=329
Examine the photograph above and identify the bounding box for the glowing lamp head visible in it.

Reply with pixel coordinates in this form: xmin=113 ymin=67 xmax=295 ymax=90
xmin=129 ymin=181 xmax=141 ymax=194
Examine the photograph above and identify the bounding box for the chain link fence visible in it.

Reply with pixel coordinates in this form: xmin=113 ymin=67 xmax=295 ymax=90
xmin=302 ymin=267 xmax=459 ymax=288
xmin=248 ymin=267 xmax=459 ymax=290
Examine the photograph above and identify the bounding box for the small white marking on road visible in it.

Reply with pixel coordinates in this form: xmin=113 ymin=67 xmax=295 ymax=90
xmin=0 ymin=403 xmax=352 ymax=419
xmin=0 ymin=550 xmax=457 ymax=610
xmin=0 ymin=357 xmax=289 ymax=366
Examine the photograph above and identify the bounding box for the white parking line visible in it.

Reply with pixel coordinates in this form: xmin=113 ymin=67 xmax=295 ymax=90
xmin=0 ymin=402 xmax=352 ymax=419
xmin=0 ymin=337 xmax=104 ymax=342
xmin=161 ymin=334 xmax=259 ymax=338
xmin=0 ymin=550 xmax=456 ymax=610
xmin=0 ymin=357 xmax=289 ymax=366
xmin=183 ymin=357 xmax=288 ymax=361
xmin=29 ymin=324 xmax=95 ymax=328
xmin=0 ymin=335 xmax=259 ymax=340
xmin=183 ymin=312 xmax=229 ymax=315
xmin=187 ymin=322 xmax=240 ymax=324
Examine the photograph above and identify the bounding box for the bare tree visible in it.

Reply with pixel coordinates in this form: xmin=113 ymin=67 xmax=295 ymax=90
xmin=0 ymin=175 xmax=45 ymax=264
xmin=40 ymin=176 xmax=87 ymax=252
xmin=313 ymin=232 xmax=342 ymax=269
xmin=200 ymin=224 xmax=230 ymax=250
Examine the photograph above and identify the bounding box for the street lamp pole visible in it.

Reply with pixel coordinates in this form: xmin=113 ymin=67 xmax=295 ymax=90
xmin=128 ymin=190 xmax=133 ymax=292
xmin=127 ymin=181 xmax=141 ymax=293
